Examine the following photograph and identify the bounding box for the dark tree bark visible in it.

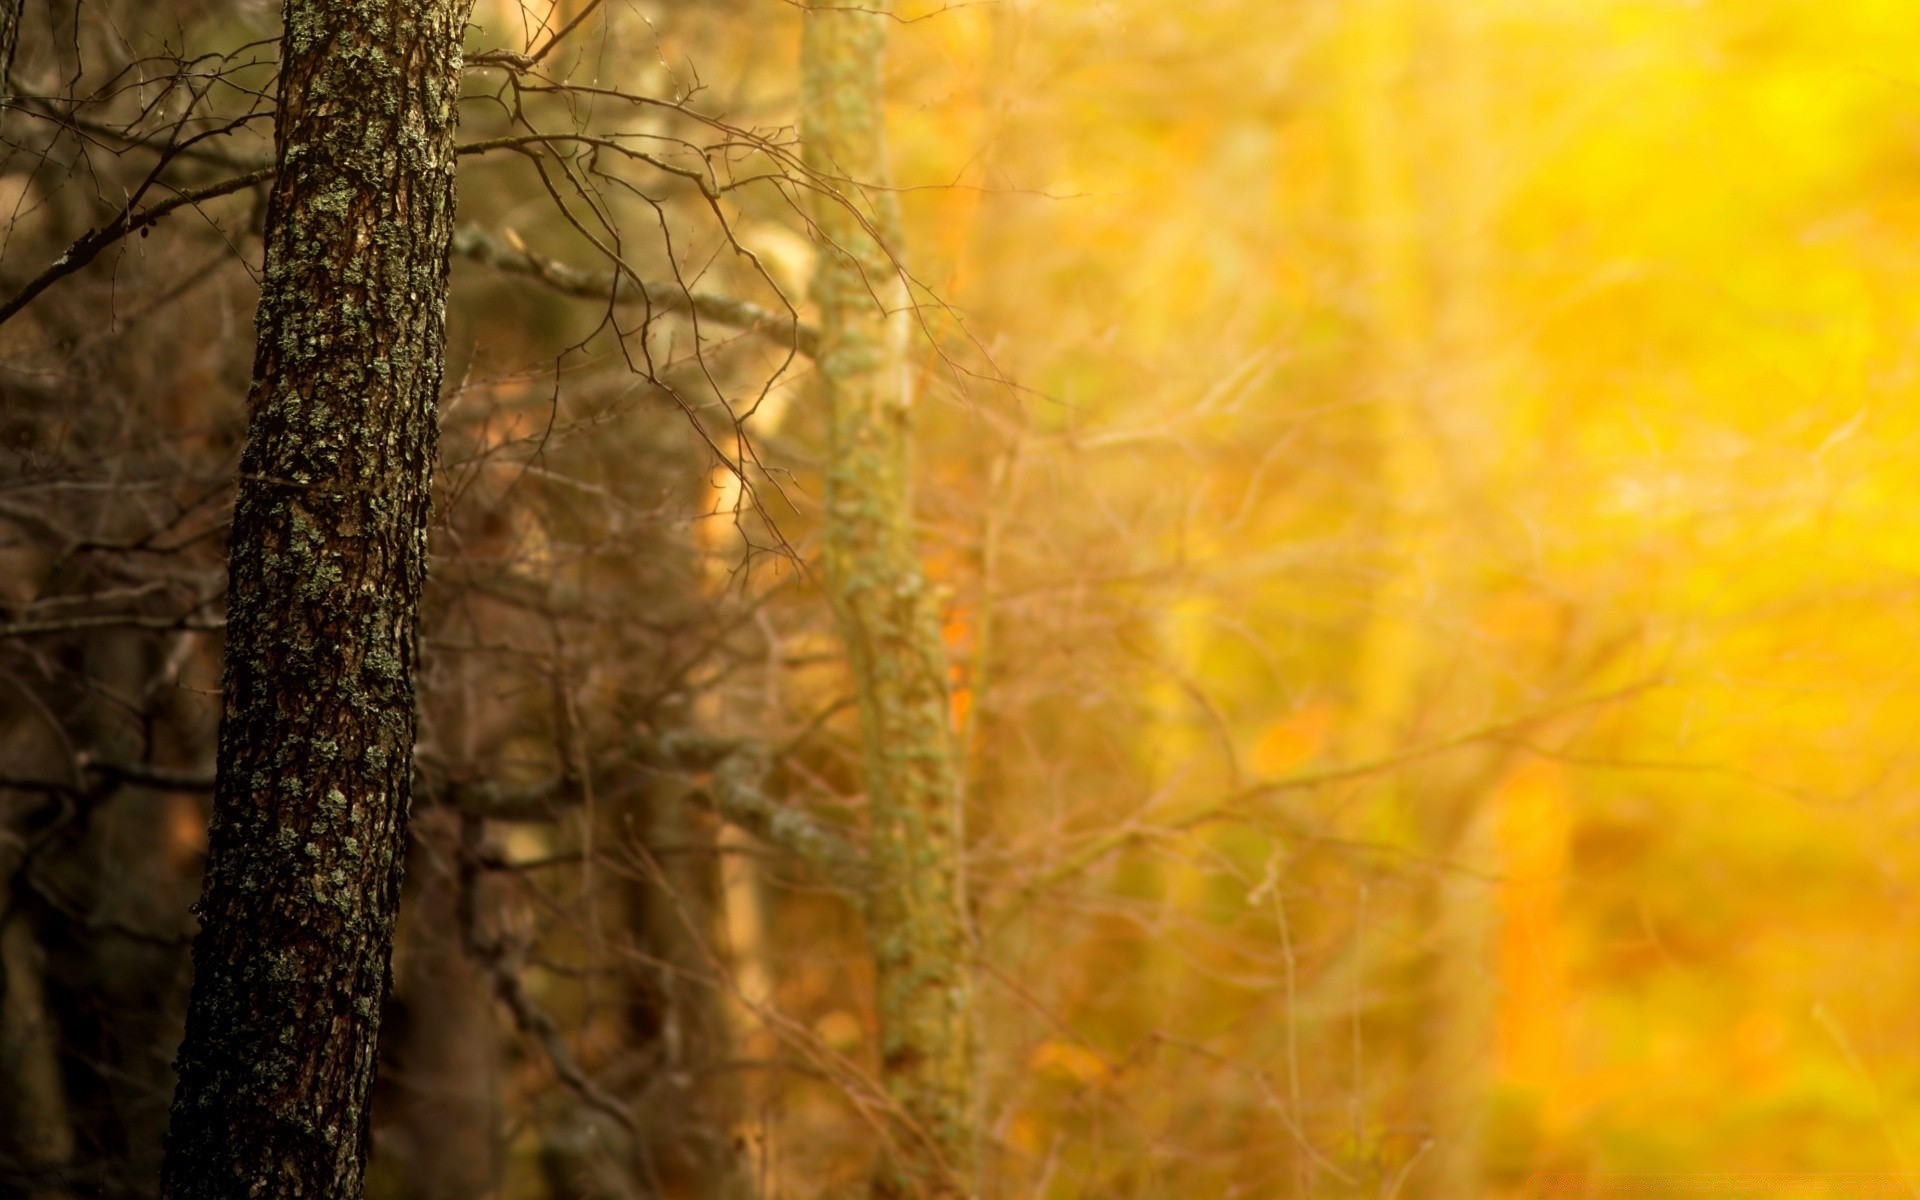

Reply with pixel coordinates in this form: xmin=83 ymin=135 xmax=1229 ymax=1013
xmin=159 ymin=0 xmax=474 ymax=1196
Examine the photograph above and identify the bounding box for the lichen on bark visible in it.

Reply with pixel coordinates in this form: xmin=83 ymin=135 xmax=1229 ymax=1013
xmin=800 ymin=4 xmax=977 ymax=1197
xmin=159 ymin=0 xmax=475 ymax=1196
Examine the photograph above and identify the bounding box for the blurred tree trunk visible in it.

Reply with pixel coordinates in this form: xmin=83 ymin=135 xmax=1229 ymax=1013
xmin=0 ymin=0 xmax=19 ymax=101
xmin=1338 ymin=2 xmax=1499 ymax=1196
xmin=0 ymin=846 xmax=74 ymax=1199
xmin=392 ymin=809 xmax=497 ymax=1200
xmin=159 ymin=0 xmax=474 ymax=1195
xmin=2 ymin=632 xmax=197 ymax=1199
xmin=630 ymin=775 xmax=754 ymax=1200
xmin=0 ymin=667 xmax=77 ymax=1200
xmin=800 ymin=4 xmax=975 ymax=1196
xmin=58 ymin=632 xmax=202 ymax=1196
xmin=1417 ymin=6 xmax=1503 ymax=1198
xmin=1339 ymin=0 xmax=1439 ymax=768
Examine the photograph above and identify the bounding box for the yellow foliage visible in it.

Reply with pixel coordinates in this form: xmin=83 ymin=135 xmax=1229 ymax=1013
xmin=1026 ymin=1040 xmax=1111 ymax=1089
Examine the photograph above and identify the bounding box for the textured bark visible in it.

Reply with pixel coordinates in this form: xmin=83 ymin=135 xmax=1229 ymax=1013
xmin=800 ymin=5 xmax=975 ymax=1197
xmin=159 ymin=0 xmax=473 ymax=1196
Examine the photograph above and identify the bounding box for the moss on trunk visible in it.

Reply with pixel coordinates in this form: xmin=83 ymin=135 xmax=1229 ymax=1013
xmin=800 ymin=4 xmax=976 ymax=1196
xmin=160 ymin=1 xmax=475 ymax=1196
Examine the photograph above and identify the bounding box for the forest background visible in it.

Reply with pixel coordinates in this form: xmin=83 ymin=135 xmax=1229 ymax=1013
xmin=4 ymin=0 xmax=1920 ymax=1198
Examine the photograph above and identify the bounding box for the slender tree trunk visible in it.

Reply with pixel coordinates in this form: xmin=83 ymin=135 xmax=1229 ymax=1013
xmin=631 ymin=776 xmax=754 ymax=1200
xmin=0 ymin=711 xmax=75 ymax=1199
xmin=1338 ymin=3 xmax=1501 ymax=1194
xmin=0 ymin=0 xmax=20 ymax=103
xmin=393 ymin=810 xmax=498 ymax=1200
xmin=160 ymin=1 xmax=473 ymax=1195
xmin=0 ymin=864 xmax=74 ymax=1200
xmin=1338 ymin=0 xmax=1439 ymax=770
xmin=800 ymin=5 xmax=975 ymax=1196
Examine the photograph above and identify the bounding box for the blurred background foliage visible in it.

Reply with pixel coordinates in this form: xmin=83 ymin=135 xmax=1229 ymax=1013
xmin=7 ymin=0 xmax=1920 ymax=1196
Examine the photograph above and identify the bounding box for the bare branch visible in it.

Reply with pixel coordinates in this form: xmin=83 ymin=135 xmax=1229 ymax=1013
xmin=633 ymin=733 xmax=865 ymax=883
xmin=0 ymin=166 xmax=272 ymax=327
xmin=423 ymin=732 xmax=865 ymax=885
xmin=480 ymin=943 xmax=639 ymax=1135
xmin=986 ymin=681 xmax=1664 ymax=933
xmin=0 ymin=613 xmax=225 ymax=639
xmin=449 ymin=224 xmax=817 ymax=358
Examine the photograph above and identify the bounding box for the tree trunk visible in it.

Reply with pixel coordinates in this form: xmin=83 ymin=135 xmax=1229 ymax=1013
xmin=159 ymin=0 xmax=473 ymax=1195
xmin=800 ymin=5 xmax=975 ymax=1197
xmin=631 ymin=776 xmax=754 ymax=1200
xmin=392 ymin=810 xmax=498 ymax=1200
xmin=0 ymin=866 xmax=75 ymax=1199
xmin=0 ymin=0 xmax=20 ymax=103
xmin=1337 ymin=0 xmax=1440 ymax=770
xmin=1337 ymin=3 xmax=1501 ymax=1194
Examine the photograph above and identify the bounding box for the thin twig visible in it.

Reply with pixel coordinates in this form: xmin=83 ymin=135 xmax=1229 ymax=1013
xmin=450 ymin=225 xmax=817 ymax=358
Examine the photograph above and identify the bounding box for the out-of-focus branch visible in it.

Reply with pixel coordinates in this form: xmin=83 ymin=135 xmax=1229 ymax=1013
xmin=83 ymin=759 xmax=217 ymax=791
xmin=0 ymin=614 xmax=224 ymax=639
xmin=0 ymin=145 xmax=817 ymax=359
xmin=423 ymin=732 xmax=864 ymax=883
xmin=0 ymin=166 xmax=272 ymax=327
xmin=688 ymin=755 xmax=864 ymax=884
xmin=634 ymin=733 xmax=864 ymax=884
xmin=0 ymin=758 xmax=217 ymax=797
xmin=432 ymin=777 xmax=573 ymax=822
xmin=12 ymin=737 xmax=859 ymax=884
xmin=988 ymin=681 xmax=1663 ymax=933
xmin=480 ymin=945 xmax=639 ymax=1135
xmin=465 ymin=0 xmax=605 ymax=72
xmin=449 ymin=225 xmax=818 ymax=358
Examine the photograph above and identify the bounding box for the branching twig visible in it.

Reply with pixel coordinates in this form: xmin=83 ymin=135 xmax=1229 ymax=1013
xmin=987 ymin=681 xmax=1663 ymax=933
xmin=0 ymin=166 xmax=272 ymax=327
xmin=481 ymin=943 xmax=640 ymax=1135
xmin=0 ymin=613 xmax=225 ymax=639
xmin=633 ymin=733 xmax=865 ymax=884
xmin=450 ymin=225 xmax=817 ymax=358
